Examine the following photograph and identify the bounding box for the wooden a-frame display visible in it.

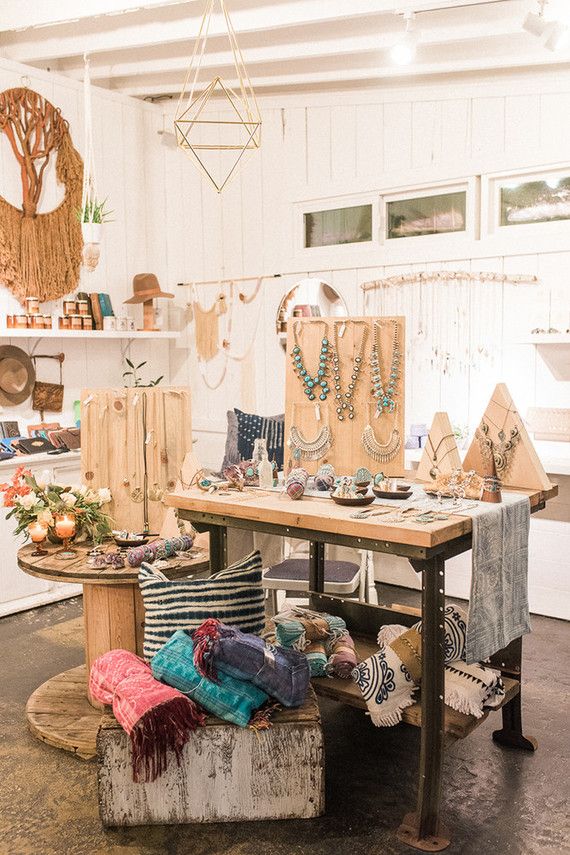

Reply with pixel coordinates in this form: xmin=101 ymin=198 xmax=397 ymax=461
xmin=416 ymin=411 xmax=461 ymax=483
xmin=463 ymin=383 xmax=553 ymax=491
xmin=284 ymin=316 xmax=405 ymax=475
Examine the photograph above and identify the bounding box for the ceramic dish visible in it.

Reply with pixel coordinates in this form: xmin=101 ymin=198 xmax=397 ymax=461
xmin=113 ymin=535 xmax=149 ymax=548
xmin=372 ymin=485 xmax=413 ymax=500
xmin=331 ymin=494 xmax=375 ymax=507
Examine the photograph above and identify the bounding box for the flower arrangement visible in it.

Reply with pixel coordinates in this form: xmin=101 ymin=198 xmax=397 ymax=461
xmin=0 ymin=466 xmax=113 ymax=545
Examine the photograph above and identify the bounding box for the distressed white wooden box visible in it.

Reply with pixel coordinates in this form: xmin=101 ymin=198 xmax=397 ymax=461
xmin=97 ymin=689 xmax=324 ymax=826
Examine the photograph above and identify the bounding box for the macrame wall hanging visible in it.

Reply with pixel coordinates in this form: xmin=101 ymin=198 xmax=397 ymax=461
xmin=0 ymin=87 xmax=83 ymax=303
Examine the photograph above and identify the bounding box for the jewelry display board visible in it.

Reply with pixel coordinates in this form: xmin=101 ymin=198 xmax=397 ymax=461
xmin=81 ymin=387 xmax=192 ymax=533
xmin=416 ymin=412 xmax=461 ymax=483
xmin=463 ymin=383 xmax=552 ymax=491
xmin=285 ymin=316 xmax=405 ymax=475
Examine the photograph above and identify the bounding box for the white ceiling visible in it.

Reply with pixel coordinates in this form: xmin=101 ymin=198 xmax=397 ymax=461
xmin=1 ymin=0 xmax=570 ymax=101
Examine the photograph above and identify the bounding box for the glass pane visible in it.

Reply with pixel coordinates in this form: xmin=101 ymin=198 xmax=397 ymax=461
xmin=500 ymin=176 xmax=570 ymax=226
xmin=387 ymin=191 xmax=466 ymax=239
xmin=304 ymin=204 xmax=373 ymax=248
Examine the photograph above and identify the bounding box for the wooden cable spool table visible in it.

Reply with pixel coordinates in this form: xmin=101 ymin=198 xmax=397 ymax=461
xmin=18 ymin=540 xmax=209 ymax=759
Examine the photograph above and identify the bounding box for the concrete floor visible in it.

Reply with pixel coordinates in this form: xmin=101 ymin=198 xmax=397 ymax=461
xmin=0 ymin=593 xmax=568 ymax=855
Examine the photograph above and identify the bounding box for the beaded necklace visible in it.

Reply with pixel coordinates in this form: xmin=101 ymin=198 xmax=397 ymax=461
xmin=371 ymin=320 xmax=400 ymax=414
xmin=290 ymin=321 xmax=331 ymax=402
xmin=331 ymin=321 xmax=368 ymax=421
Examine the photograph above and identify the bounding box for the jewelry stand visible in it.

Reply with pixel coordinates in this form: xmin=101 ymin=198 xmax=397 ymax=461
xmin=463 ymin=383 xmax=553 ymax=491
xmin=416 ymin=412 xmax=461 ymax=483
xmin=284 ymin=316 xmax=405 ymax=475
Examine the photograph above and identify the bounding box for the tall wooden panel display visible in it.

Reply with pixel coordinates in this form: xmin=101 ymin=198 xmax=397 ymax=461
xmin=81 ymin=387 xmax=192 ymax=533
xmin=284 ymin=317 xmax=405 ymax=475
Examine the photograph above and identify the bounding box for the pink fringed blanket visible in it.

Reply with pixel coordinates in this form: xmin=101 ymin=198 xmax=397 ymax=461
xmin=89 ymin=649 xmax=206 ymax=782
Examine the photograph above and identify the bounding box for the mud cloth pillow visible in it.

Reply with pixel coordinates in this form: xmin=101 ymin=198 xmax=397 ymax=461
xmin=139 ymin=550 xmax=266 ymax=659
xmin=220 ymin=409 xmax=284 ymax=473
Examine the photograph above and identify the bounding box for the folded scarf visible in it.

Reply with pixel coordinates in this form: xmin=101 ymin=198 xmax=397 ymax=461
xmin=444 ymin=661 xmax=505 ymax=718
xmin=273 ymin=606 xmax=357 ymax=679
xmin=352 ymin=641 xmax=418 ymax=726
xmin=191 ymin=619 xmax=310 ymax=707
xmin=151 ymin=630 xmax=268 ymax=728
xmin=89 ymin=649 xmax=206 ymax=782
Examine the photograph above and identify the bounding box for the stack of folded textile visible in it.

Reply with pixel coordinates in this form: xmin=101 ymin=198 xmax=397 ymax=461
xmin=272 ymin=606 xmax=358 ymax=679
xmin=352 ymin=604 xmax=505 ymax=726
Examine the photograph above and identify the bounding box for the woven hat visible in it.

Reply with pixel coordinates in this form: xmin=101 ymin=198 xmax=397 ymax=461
xmin=0 ymin=345 xmax=36 ymax=406
xmin=124 ymin=273 xmax=174 ymax=304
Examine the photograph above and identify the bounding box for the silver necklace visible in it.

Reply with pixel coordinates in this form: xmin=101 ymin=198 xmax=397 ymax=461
xmin=288 ymin=425 xmax=333 ymax=461
xmin=361 ymin=423 xmax=401 ymax=463
xmin=331 ymin=321 xmax=368 ymax=421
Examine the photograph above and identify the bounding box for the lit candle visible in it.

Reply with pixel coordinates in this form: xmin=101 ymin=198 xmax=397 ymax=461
xmin=29 ymin=521 xmax=47 ymax=543
xmin=55 ymin=514 xmax=75 ymax=539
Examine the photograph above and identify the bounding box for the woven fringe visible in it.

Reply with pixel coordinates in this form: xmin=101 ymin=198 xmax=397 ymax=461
xmin=368 ymin=692 xmax=416 ymax=727
xmin=249 ymin=700 xmax=281 ymax=732
xmin=129 ymin=696 xmax=206 ymax=783
xmin=191 ymin=619 xmax=221 ymax=680
xmin=445 ymin=687 xmax=485 ymax=719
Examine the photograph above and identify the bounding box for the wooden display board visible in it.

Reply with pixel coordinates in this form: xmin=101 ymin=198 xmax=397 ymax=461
xmin=284 ymin=316 xmax=405 ymax=475
xmin=81 ymin=387 xmax=192 ymax=532
xmin=416 ymin=412 xmax=461 ymax=483
xmin=463 ymin=383 xmax=553 ymax=491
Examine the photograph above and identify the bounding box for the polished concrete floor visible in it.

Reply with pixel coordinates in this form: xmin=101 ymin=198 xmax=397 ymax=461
xmin=0 ymin=593 xmax=568 ymax=855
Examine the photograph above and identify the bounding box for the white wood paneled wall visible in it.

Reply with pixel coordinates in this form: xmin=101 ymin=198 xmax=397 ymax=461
xmin=153 ymin=71 xmax=570 ymax=468
xmin=0 ymin=58 xmax=171 ymax=434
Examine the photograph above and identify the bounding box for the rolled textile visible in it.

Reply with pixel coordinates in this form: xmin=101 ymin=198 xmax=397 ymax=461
xmin=273 ymin=606 xmax=356 ymax=679
xmin=327 ymin=632 xmax=358 ymax=679
xmin=191 ymin=619 xmax=310 ymax=707
xmin=314 ymin=463 xmax=335 ymax=491
xmin=412 ymin=603 xmax=468 ymax=663
xmin=352 ymin=642 xmax=418 ymax=726
xmin=445 ymin=661 xmax=505 ymax=718
xmin=151 ymin=629 xmax=268 ymax=728
xmin=305 ymin=641 xmax=328 ymax=677
xmin=285 ymin=467 xmax=308 ymax=500
xmin=89 ymin=649 xmax=206 ymax=783
xmin=127 ymin=535 xmax=193 ymax=568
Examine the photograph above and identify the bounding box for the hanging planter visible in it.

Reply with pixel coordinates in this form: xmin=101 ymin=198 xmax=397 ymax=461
xmin=81 ymin=221 xmax=101 ymax=245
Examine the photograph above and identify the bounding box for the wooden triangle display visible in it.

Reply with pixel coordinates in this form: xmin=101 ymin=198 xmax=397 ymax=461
xmin=463 ymin=383 xmax=553 ymax=491
xmin=416 ymin=412 xmax=461 ymax=483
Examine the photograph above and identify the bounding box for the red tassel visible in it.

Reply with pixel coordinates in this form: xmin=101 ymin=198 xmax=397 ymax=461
xmin=129 ymin=696 xmax=206 ymax=783
xmin=191 ymin=619 xmax=221 ymax=680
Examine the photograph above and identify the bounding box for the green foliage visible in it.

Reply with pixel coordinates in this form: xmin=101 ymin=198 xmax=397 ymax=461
xmin=78 ymin=197 xmax=114 ymax=224
xmin=123 ymin=358 xmax=164 ymax=388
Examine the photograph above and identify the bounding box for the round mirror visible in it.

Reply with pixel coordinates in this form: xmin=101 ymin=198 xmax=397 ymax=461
xmin=276 ymin=278 xmax=348 ymax=346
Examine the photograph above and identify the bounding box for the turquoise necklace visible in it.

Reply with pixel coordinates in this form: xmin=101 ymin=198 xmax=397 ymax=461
xmin=291 ymin=321 xmax=331 ymax=402
xmin=371 ymin=320 xmax=400 ymax=414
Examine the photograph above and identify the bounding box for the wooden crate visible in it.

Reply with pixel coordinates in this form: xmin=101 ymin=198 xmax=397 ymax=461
xmin=97 ymin=689 xmax=324 ymax=826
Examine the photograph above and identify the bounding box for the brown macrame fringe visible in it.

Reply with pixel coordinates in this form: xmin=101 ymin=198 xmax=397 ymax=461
xmin=129 ymin=696 xmax=207 ymax=783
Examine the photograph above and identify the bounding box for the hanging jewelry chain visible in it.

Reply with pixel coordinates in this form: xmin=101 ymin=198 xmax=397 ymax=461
xmin=477 ymin=399 xmax=520 ymax=476
xmin=427 ymin=432 xmax=455 ymax=479
xmin=331 ymin=321 xmax=368 ymax=421
xmin=361 ymin=423 xmax=401 ymax=463
xmin=288 ymin=425 xmax=333 ymax=461
xmin=291 ymin=321 xmax=331 ymax=402
xmin=371 ymin=320 xmax=401 ymax=415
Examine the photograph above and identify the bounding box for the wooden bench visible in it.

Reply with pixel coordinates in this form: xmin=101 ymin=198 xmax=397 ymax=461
xmin=97 ymin=688 xmax=324 ymax=826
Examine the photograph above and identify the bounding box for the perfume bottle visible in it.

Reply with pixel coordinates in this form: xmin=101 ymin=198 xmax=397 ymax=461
xmin=258 ymin=446 xmax=273 ymax=489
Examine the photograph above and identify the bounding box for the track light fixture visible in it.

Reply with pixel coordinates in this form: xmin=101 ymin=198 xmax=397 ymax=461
xmin=523 ymin=0 xmax=570 ymax=52
xmin=390 ymin=11 xmax=419 ymax=65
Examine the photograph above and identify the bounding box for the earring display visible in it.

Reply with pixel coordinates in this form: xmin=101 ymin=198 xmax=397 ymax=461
xmin=285 ymin=316 xmax=405 ymax=475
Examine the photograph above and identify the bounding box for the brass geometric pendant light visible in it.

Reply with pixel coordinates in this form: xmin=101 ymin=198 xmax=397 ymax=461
xmin=174 ymin=0 xmax=261 ymax=193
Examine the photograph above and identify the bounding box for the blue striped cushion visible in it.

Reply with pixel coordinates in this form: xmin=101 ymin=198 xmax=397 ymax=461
xmin=139 ymin=550 xmax=265 ymax=659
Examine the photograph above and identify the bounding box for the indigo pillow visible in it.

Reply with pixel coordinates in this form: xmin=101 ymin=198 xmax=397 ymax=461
xmin=139 ymin=550 xmax=266 ymax=659
xmin=235 ymin=407 xmax=284 ymax=470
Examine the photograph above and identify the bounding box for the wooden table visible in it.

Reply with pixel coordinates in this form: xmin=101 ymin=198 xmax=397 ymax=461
xmin=18 ymin=540 xmax=209 ymax=758
xmin=166 ymin=483 xmax=557 ymax=852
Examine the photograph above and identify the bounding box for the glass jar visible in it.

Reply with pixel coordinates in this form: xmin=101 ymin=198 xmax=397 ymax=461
xmin=59 ymin=316 xmax=71 ymax=330
xmin=63 ymin=299 xmax=77 ymax=315
xmin=77 ymin=300 xmax=90 ymax=316
xmin=25 ymin=296 xmax=40 ymax=315
xmin=82 ymin=316 xmax=93 ymax=330
xmin=70 ymin=315 xmax=83 ymax=331
xmin=14 ymin=314 xmax=28 ymax=329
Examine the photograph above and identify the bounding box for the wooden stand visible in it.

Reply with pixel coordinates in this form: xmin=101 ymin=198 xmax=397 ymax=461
xmin=416 ymin=412 xmax=461 ymax=483
xmin=284 ymin=316 xmax=406 ymax=475
xmin=463 ymin=383 xmax=553 ymax=491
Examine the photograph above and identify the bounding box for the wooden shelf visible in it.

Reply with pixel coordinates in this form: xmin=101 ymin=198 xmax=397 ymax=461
xmin=312 ymin=636 xmax=520 ymax=740
xmin=0 ymin=329 xmax=178 ymax=340
xmin=520 ymin=334 xmax=570 ymax=381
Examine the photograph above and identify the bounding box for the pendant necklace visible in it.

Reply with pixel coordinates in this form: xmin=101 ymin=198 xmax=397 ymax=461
xmin=291 ymin=321 xmax=331 ymax=402
xmin=477 ymin=399 xmax=520 ymax=475
xmin=427 ymin=433 xmax=455 ymax=479
xmin=361 ymin=423 xmax=401 ymax=464
xmin=371 ymin=319 xmax=401 ymax=414
xmin=331 ymin=321 xmax=368 ymax=421
xmin=288 ymin=424 xmax=333 ymax=462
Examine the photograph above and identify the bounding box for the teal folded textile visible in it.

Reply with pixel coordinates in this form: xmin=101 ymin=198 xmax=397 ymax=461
xmin=151 ymin=630 xmax=268 ymax=728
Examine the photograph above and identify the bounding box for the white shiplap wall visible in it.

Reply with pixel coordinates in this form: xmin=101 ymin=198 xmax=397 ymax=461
xmin=152 ymin=70 xmax=570 ymax=470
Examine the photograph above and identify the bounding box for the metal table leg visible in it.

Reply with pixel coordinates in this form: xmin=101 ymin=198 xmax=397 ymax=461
xmin=492 ymin=636 xmax=537 ymax=751
xmin=308 ymin=540 xmax=325 ymax=595
xmin=397 ymin=553 xmax=450 ymax=852
xmin=208 ymin=524 xmax=228 ymax=573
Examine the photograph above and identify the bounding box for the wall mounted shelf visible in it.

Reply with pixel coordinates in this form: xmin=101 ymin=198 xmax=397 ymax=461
xmin=0 ymin=329 xmax=178 ymax=340
xmin=521 ymin=333 xmax=570 ymax=381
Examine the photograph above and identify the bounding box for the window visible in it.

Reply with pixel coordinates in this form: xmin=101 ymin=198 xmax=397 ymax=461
xmin=500 ymin=175 xmax=570 ymax=226
xmin=304 ymin=203 xmax=373 ymax=248
xmin=386 ymin=191 xmax=467 ymax=239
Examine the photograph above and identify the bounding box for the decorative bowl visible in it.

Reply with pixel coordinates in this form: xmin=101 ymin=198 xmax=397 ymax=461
xmin=331 ymin=494 xmax=375 ymax=507
xmin=372 ymin=484 xmax=413 ymax=500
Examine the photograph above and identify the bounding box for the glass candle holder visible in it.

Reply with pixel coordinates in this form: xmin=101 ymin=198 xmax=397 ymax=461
xmin=54 ymin=513 xmax=77 ymax=560
xmin=28 ymin=521 xmax=48 ymax=556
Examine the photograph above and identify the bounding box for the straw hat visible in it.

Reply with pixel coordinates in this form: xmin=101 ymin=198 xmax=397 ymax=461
xmin=124 ymin=273 xmax=174 ymax=304
xmin=0 ymin=345 xmax=36 ymax=406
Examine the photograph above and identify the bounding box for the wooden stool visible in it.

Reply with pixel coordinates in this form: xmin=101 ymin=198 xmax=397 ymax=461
xmin=97 ymin=688 xmax=324 ymax=826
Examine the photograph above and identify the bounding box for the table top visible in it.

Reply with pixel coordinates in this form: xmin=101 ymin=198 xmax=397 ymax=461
xmin=18 ymin=540 xmax=210 ymax=586
xmin=165 ymin=482 xmax=558 ymax=551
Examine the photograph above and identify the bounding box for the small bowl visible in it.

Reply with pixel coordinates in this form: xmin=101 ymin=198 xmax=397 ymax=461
xmin=331 ymin=494 xmax=375 ymax=507
xmin=113 ymin=535 xmax=149 ymax=548
xmin=372 ymin=484 xmax=412 ymax=500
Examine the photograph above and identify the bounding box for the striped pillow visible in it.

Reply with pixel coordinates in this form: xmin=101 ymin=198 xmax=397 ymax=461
xmin=139 ymin=550 xmax=265 ymax=659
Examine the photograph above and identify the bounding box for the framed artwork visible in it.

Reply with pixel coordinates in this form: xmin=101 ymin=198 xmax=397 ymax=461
xmin=303 ymin=203 xmax=373 ymax=248
xmin=386 ymin=190 xmax=467 ymax=239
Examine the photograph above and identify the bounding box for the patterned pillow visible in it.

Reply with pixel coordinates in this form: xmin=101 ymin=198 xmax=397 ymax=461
xmin=139 ymin=550 xmax=266 ymax=659
xmin=235 ymin=407 xmax=285 ymax=470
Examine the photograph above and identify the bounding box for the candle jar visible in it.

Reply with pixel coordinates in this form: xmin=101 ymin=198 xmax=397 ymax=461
xmin=14 ymin=314 xmax=28 ymax=329
xmin=59 ymin=316 xmax=70 ymax=330
xmin=63 ymin=299 xmax=77 ymax=315
xmin=43 ymin=314 xmax=53 ymax=329
xmin=54 ymin=513 xmax=77 ymax=560
xmin=82 ymin=316 xmax=93 ymax=330
xmin=77 ymin=300 xmax=90 ymax=316
xmin=70 ymin=315 xmax=83 ymax=331
xmin=31 ymin=315 xmax=43 ymax=329
xmin=28 ymin=521 xmax=48 ymax=556
xmin=26 ymin=296 xmax=40 ymax=315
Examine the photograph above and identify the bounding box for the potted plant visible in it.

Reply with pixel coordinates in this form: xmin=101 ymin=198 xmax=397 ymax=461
xmin=78 ymin=197 xmax=114 ymax=244
xmin=0 ymin=466 xmax=113 ymax=546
